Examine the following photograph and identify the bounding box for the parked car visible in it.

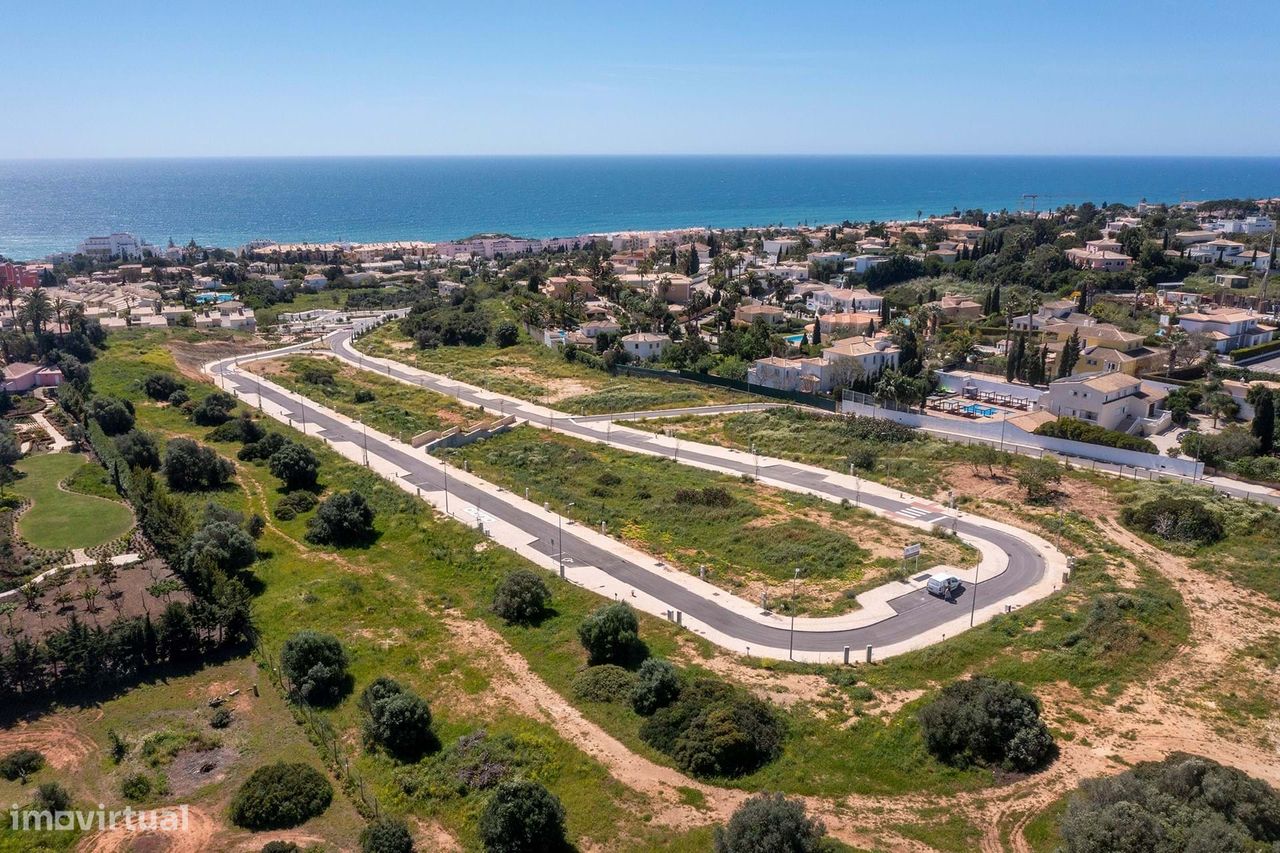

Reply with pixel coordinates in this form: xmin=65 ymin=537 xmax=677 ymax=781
xmin=926 ymin=573 xmax=961 ymax=600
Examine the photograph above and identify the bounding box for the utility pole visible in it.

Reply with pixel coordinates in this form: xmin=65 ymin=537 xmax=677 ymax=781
xmin=788 ymin=567 xmax=800 ymax=660
xmin=1258 ymin=228 xmax=1276 ymax=313
xmin=558 ymin=502 xmax=575 ymax=577
xmin=442 ymin=457 xmax=450 ymax=515
xmin=969 ymin=560 xmax=980 ymax=627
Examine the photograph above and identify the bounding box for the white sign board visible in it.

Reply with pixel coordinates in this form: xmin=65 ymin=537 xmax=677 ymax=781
xmin=903 ymin=543 xmax=922 ymax=559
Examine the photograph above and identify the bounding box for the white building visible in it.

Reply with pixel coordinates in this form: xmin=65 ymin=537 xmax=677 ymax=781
xmin=1041 ymin=372 xmax=1169 ymax=435
xmin=1186 ymin=239 xmax=1271 ymax=270
xmin=1176 ymin=307 xmax=1276 ymax=353
xmin=806 ymin=287 xmax=882 ymax=314
xmin=849 ymin=255 xmax=890 ymax=275
xmin=621 ymin=332 xmax=671 ymax=361
xmin=78 ymin=233 xmax=143 ymax=260
xmin=1212 ymin=216 xmax=1274 ymax=235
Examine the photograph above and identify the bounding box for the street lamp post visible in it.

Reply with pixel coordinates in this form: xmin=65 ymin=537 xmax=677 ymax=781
xmin=752 ymin=441 xmax=758 ymax=479
xmin=969 ymin=560 xmax=980 ymax=627
xmin=442 ymin=457 xmax=450 ymax=515
xmin=362 ymin=422 xmax=369 ymax=467
xmin=558 ymin=502 xmax=575 ymax=577
xmin=789 ymin=567 xmax=801 ymax=660
xmin=999 ymin=411 xmax=1008 ymax=453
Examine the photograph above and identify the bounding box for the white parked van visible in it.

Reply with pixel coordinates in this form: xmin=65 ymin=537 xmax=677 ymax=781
xmin=926 ymin=573 xmax=961 ymax=600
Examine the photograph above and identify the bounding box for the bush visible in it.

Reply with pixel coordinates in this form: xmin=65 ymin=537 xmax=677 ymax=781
xmin=1016 ymin=457 xmax=1061 ymax=504
xmin=269 ymin=441 xmax=320 ymax=490
xmin=353 ymin=388 xmax=376 ymax=404
xmin=361 ymin=816 xmax=415 ymax=853
xmin=34 ymin=782 xmax=71 ymax=812
xmin=191 ymin=391 xmax=238 ymax=426
xmin=0 ymin=748 xmax=45 ymax=782
xmin=1034 ymin=416 xmax=1157 ymax=454
xmin=572 ymin=665 xmax=636 ymax=703
xmin=672 ymin=486 xmax=734 ymax=508
xmin=168 ymin=389 xmax=190 ymax=407
xmin=491 ymin=570 xmax=551 ymax=624
xmin=493 ymin=321 xmax=519 ymax=348
xmin=841 ymin=414 xmax=919 ymax=443
xmin=1121 ymin=496 xmax=1224 ymax=545
xmin=276 ymin=490 xmax=318 ymax=520
xmin=115 ymin=429 xmax=161 ymax=471
xmin=184 ymin=520 xmax=257 ymax=574
xmin=640 ymin=679 xmax=785 ymax=778
xmin=281 ymin=631 xmax=350 ymax=706
xmin=364 ymin=691 xmax=435 ymax=761
xmin=261 ymin=843 xmax=301 ymax=853
xmin=306 ymin=491 xmax=376 ymax=546
xmin=714 ymin=792 xmax=826 ymax=853
xmin=477 ymin=779 xmax=566 ymax=853
xmin=142 ymin=373 xmax=183 ymax=401
xmin=90 ymin=396 xmax=135 ymax=435
xmin=275 ymin=505 xmax=297 ymax=521
xmin=1059 ymin=752 xmax=1280 ymax=852
xmin=210 ymin=708 xmax=233 ymax=729
xmin=207 ymin=413 xmax=266 ymax=444
xmin=630 ymin=658 xmax=681 ymax=715
xmin=229 ymin=762 xmax=333 ymax=830
xmin=163 ymin=438 xmax=233 ymax=491
xmin=239 ymin=432 xmax=288 ymax=462
xmin=917 ymin=676 xmax=1055 ymax=772
xmin=577 ymin=602 xmax=640 ymax=665
xmin=120 ymin=772 xmax=152 ymax=801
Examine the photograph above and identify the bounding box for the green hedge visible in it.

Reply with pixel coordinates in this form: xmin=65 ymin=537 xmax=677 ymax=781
xmin=1034 ymin=416 xmax=1156 ymax=454
xmin=1231 ymin=338 xmax=1280 ymax=363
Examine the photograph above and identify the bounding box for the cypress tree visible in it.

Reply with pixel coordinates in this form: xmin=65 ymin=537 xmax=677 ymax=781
xmin=991 ymin=283 xmax=1001 ymax=314
xmin=880 ymin=297 xmax=891 ymax=324
xmin=811 ymin=321 xmax=821 ymax=345
xmin=1253 ymin=390 xmax=1275 ymax=455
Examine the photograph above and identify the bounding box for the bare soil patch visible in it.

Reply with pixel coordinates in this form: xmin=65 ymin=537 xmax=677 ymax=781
xmin=167 ymin=744 xmax=238 ymax=797
xmin=167 ymin=338 xmax=267 ymax=384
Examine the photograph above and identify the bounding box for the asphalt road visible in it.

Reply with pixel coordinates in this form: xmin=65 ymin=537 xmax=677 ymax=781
xmin=208 ymin=332 xmax=1053 ymax=654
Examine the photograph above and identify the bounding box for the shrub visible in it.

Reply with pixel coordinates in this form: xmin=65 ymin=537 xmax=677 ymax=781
xmin=306 ymin=491 xmax=376 ymax=546
xmin=142 ymin=373 xmax=183 ymax=401
xmin=120 ymin=772 xmax=152 ymax=801
xmin=840 ymin=414 xmax=919 ymax=443
xmin=184 ymin=520 xmax=257 ymax=574
xmin=477 ymin=779 xmax=566 ymax=853
xmin=34 ymin=782 xmax=71 ymax=812
xmin=1121 ymin=496 xmax=1224 ymax=545
xmin=353 ymin=388 xmax=376 ymax=404
xmin=1059 ymin=752 xmax=1280 ymax=852
xmin=1016 ymin=457 xmax=1061 ymax=504
xmin=364 ymin=691 xmax=435 ymax=761
xmin=672 ymin=486 xmax=734 ymax=508
xmin=277 ymin=490 xmax=318 ymax=518
xmin=577 ymin=602 xmax=640 ymax=665
xmin=917 ymin=676 xmax=1054 ymax=772
xmin=163 ymin=438 xmax=233 ymax=491
xmin=229 ymin=762 xmax=333 ymax=829
xmin=168 ymin=389 xmax=190 ymax=407
xmin=1034 ymin=416 xmax=1157 ymax=454
xmin=491 ymin=570 xmax=551 ymax=624
xmin=115 ymin=429 xmax=161 ymax=470
xmin=269 ymin=441 xmax=320 ymax=490
xmin=207 ymin=413 xmax=266 ymax=444
xmin=640 ymin=679 xmax=785 ymax=778
xmin=261 ymin=843 xmax=301 ymax=853
xmin=714 ymin=792 xmax=826 ymax=853
xmin=0 ymin=748 xmax=45 ymax=782
xmin=281 ymin=631 xmax=350 ymax=706
xmin=275 ymin=505 xmax=297 ymax=521
xmin=493 ymin=321 xmax=519 ymax=348
xmin=630 ymin=658 xmax=681 ymax=715
xmin=90 ymin=396 xmax=135 ymax=435
xmin=359 ymin=676 xmax=407 ymax=713
xmin=572 ymin=665 xmax=636 ymax=703
xmin=239 ymin=432 xmax=288 ymax=462
xmin=191 ymin=392 xmax=238 ymax=426
xmin=361 ymin=816 xmax=415 ymax=853
xmin=210 ymin=708 xmax=233 ymax=729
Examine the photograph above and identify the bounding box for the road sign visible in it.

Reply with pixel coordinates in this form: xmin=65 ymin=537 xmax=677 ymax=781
xmin=903 ymin=543 xmax=922 ymax=559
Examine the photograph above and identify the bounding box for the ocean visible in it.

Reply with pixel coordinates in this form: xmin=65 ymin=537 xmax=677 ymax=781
xmin=2 ymin=155 xmax=1279 ymax=260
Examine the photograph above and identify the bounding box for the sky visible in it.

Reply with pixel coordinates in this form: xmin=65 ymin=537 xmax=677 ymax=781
xmin=3 ymin=0 xmax=1279 ymax=159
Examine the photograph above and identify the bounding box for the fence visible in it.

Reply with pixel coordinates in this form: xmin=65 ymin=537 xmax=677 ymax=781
xmin=617 ymin=364 xmax=839 ymax=412
xmin=841 ymin=391 xmax=1204 ymax=478
xmin=256 ymin=646 xmax=383 ymax=820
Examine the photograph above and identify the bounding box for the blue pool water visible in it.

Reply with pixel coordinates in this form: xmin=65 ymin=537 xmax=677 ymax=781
xmin=194 ymin=292 xmax=233 ymax=304
xmin=785 ymin=333 xmax=805 ymax=345
xmin=962 ymin=404 xmax=999 ymax=417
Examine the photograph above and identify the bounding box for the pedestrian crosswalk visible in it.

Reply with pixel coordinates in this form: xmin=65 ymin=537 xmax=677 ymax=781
xmin=897 ymin=505 xmax=932 ymax=519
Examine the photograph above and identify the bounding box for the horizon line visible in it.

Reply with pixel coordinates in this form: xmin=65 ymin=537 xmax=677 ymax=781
xmin=4 ymin=152 xmax=1280 ymax=163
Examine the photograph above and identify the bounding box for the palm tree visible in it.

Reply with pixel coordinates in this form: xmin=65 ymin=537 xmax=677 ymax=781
xmin=51 ymin=297 xmax=67 ymax=339
xmin=21 ymin=288 xmax=51 ymax=337
xmin=1 ymin=283 xmax=18 ymax=327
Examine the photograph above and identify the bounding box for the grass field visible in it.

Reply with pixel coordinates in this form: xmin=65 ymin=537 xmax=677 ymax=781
xmin=252 ymin=354 xmax=489 ymax=441
xmin=354 ymin=322 xmax=749 ymax=414
xmin=447 ymin=425 xmax=976 ymax=615
xmin=253 ymin=289 xmax=348 ymax=328
xmin=11 ymin=453 xmax=134 ymax=550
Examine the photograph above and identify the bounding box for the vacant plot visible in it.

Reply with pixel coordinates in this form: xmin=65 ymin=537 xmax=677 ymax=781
xmin=12 ymin=453 xmax=134 ymax=550
xmin=355 ymin=322 xmax=748 ymax=414
xmin=447 ymin=426 xmax=975 ymax=615
xmin=251 ymin=354 xmax=488 ymax=441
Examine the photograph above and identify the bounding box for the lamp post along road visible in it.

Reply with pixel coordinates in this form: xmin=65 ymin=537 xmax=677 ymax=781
xmin=788 ymin=567 xmax=800 ymax=660
xmin=558 ymin=502 xmax=575 ymax=577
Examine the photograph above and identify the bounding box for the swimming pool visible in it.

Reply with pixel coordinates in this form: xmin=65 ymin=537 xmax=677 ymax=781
xmin=961 ymin=403 xmax=998 ymax=417
xmin=194 ymin=292 xmax=234 ymax=304
xmin=784 ymin=333 xmax=805 ymax=345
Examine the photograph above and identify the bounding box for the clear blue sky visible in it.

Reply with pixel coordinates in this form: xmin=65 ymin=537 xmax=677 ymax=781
xmin=4 ymin=0 xmax=1278 ymax=158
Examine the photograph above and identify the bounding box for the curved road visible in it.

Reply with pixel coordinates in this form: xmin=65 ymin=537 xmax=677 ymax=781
xmin=207 ymin=329 xmax=1063 ymax=659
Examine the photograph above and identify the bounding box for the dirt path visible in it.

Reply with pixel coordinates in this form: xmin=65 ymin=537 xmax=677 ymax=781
xmin=0 ymin=714 xmax=98 ymax=770
xmin=76 ymin=805 xmax=216 ymax=853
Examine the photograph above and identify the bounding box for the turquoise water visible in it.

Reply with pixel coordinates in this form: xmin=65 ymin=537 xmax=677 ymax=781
xmin=785 ymin=334 xmax=806 ymax=345
xmin=194 ymin=292 xmax=233 ymax=304
xmin=1 ymin=156 xmax=1278 ymax=259
xmin=962 ymin=404 xmax=999 ymax=417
